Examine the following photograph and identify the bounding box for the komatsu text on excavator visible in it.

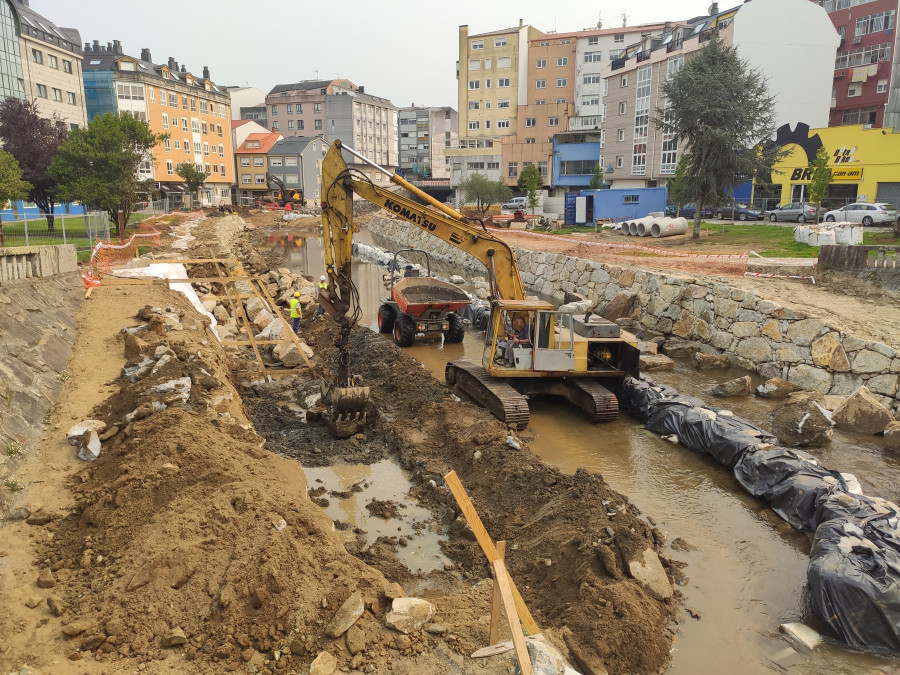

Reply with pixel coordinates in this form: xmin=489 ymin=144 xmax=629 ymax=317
xmin=317 ymin=140 xmax=640 ymax=433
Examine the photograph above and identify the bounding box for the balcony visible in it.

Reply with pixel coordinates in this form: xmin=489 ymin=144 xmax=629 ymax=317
xmin=611 ymin=58 xmax=626 ymax=71
xmin=666 ymin=39 xmax=683 ymax=53
xmin=636 ymin=51 xmax=652 ymax=63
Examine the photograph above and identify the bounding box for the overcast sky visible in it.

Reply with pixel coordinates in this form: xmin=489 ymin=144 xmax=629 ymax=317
xmin=34 ymin=0 xmax=710 ymax=108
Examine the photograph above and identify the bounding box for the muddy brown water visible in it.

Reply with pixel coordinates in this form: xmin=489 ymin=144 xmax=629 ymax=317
xmin=270 ymin=230 xmax=900 ymax=674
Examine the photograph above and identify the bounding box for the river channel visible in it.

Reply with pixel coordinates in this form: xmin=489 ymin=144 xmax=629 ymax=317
xmin=269 ymin=228 xmax=900 ymax=674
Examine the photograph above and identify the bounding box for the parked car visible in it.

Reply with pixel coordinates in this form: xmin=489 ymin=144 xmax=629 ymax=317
xmin=502 ymin=196 xmax=527 ymax=210
xmin=715 ymin=202 xmax=763 ymax=221
xmin=671 ymin=202 xmax=716 ymax=219
xmin=823 ymin=202 xmax=899 ymax=226
xmin=766 ymin=202 xmax=822 ymax=223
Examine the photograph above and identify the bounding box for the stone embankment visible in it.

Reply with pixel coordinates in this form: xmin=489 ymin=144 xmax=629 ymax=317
xmin=367 ymin=215 xmax=900 ymax=416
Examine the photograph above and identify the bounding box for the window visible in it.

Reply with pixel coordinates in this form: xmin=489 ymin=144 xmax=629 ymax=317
xmin=560 ymin=39 xmax=571 ymax=44
xmin=212 ymin=164 xmax=218 ymax=174
xmin=314 ymin=103 xmax=322 ymax=113
xmin=190 ymin=98 xmax=197 ymax=112
xmin=497 ymin=119 xmax=510 ymax=128
xmin=525 ymin=138 xmax=536 ymax=144
xmin=50 ymin=88 xmax=61 ymax=102
xmin=623 ymin=194 xmax=639 ymax=204
xmin=585 ymin=51 xmax=603 ymax=64
xmin=632 ymin=64 xmax=651 ymax=176
xmin=47 ymin=54 xmax=58 ymax=69
xmin=495 ymin=37 xmax=507 ymax=47
xmin=166 ymin=160 xmax=173 ymax=175
xmin=538 ymin=162 xmax=547 ymax=177
xmin=588 ymin=37 xmax=599 ymax=46
xmin=219 ymin=144 xmax=224 ymax=157
xmin=536 ymin=80 xmax=546 ymax=89
xmin=848 ymin=84 xmax=861 ymax=97
xmin=285 ymin=157 xmax=298 ymax=166
xmin=174 ymin=140 xmax=180 ymax=149
xmin=271 ymin=104 xmax=278 ymax=114
xmin=162 ymin=113 xmax=169 ymax=129
xmin=62 ymin=60 xmax=72 ymax=73
xmin=32 ymin=49 xmax=42 ymax=64
xmin=525 ymin=118 xmax=536 ymax=127
xmin=485 ymin=120 xmax=491 ymax=129
xmin=36 ymin=84 xmax=47 ymax=98
xmin=498 ymin=98 xmax=510 ymax=109
xmin=467 ymin=162 xmax=485 ymax=170
xmin=877 ymin=79 xmax=888 ymax=93
xmin=201 ymin=121 xmax=207 ymax=134
xmin=497 ymin=56 xmax=511 ymax=68
xmin=149 ymin=87 xmax=154 ymax=103
xmin=287 ymin=104 xmax=293 ymax=113
xmin=485 ymin=58 xmax=492 ymax=68
xmin=216 ymin=124 xmax=222 ymax=137
xmin=621 ymin=75 xmax=629 ymax=87
xmin=192 ymin=120 xmax=200 ymax=133
xmin=210 ymin=103 xmax=216 ymax=115
xmin=253 ymin=157 xmax=264 ymax=166
xmin=835 ymin=42 xmax=892 ymax=69
xmin=556 ymin=78 xmax=567 ymax=87
xmin=169 ymin=92 xmax=177 ymax=106
xmin=255 ymin=175 xmax=266 ymax=184
xmin=471 ymin=39 xmax=484 ymax=50
xmin=469 ymin=80 xmax=480 ymax=90
xmin=469 ymin=59 xmax=481 ymax=70
xmin=619 ymin=101 xmax=627 ymax=114
xmin=184 ymin=140 xmax=190 ymax=154
xmin=584 ymin=74 xmax=601 ymax=85
xmin=200 ymin=100 xmax=207 ymax=114
xmin=164 ymin=138 xmax=171 ymax=152
xmin=856 ymin=10 xmax=895 ymax=37
xmin=498 ymin=78 xmax=510 ymax=87
xmin=616 ymin=156 xmax=624 ymax=168
xmin=508 ymin=162 xmax=518 ymax=177
xmin=240 ymin=157 xmax=251 ymax=166
xmin=536 ymin=59 xmax=547 ymax=68
xmin=469 ymin=101 xmax=480 ymax=110
xmin=560 ymin=160 xmax=599 ymax=175
xmin=557 ymin=57 xmax=568 ymax=66
xmin=182 ymin=117 xmax=188 ymax=131
xmin=614 ymin=33 xmax=624 ymax=43
xmin=272 ymin=121 xmax=279 ymax=131
xmin=286 ymin=174 xmax=299 ymax=183
xmin=618 ymin=129 xmax=625 ymax=141
xmin=297 ymin=120 xmax=304 ymax=130
xmin=468 ymin=120 xmax=480 ymax=130
xmin=270 ymin=157 xmax=282 ymax=167
xmin=242 ymin=175 xmax=251 ymax=184
xmin=548 ymin=117 xmax=559 ymax=126
xmin=182 ymin=95 xmax=188 ymax=109
xmin=582 ymin=95 xmax=600 ymax=106
xmin=667 ymin=54 xmax=685 ymax=80
xmin=288 ymin=120 xmax=294 ymax=129
xmin=535 ymin=99 xmax=545 ymax=105
xmin=314 ymin=119 xmax=322 ymax=130
xmin=487 ymin=161 xmax=499 ymax=170
xmin=609 ymin=50 xmax=624 ymax=61
xmin=539 ymin=41 xmax=550 ymax=46
xmin=485 ymin=78 xmax=491 ymax=88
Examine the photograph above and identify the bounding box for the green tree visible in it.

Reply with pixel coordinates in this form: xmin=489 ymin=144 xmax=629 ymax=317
xmin=49 ymin=113 xmax=167 ymax=240
xmin=519 ymin=163 xmax=542 ymax=213
xmin=655 ymin=37 xmax=785 ymax=239
xmin=0 ymin=98 xmax=67 ymax=231
xmin=175 ymin=162 xmax=209 ymax=207
xmin=806 ymin=146 xmax=832 ymax=225
xmin=588 ymin=162 xmax=604 ymax=189
xmin=458 ymin=173 xmax=512 ymax=218
xmin=667 ymin=156 xmax=690 ymax=216
xmin=0 ymin=150 xmax=32 ymax=246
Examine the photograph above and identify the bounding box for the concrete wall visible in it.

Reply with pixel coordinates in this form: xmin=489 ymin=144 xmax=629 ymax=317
xmin=367 ymin=214 xmax=900 ymax=415
xmin=0 ymin=245 xmax=77 ymax=282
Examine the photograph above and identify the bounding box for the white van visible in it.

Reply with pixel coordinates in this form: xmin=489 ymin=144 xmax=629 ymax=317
xmin=503 ymin=196 xmax=527 ymax=210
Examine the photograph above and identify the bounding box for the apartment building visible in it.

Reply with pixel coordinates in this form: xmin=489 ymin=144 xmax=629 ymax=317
xmin=234 ymin=131 xmax=282 ymax=204
xmin=0 ymin=0 xmax=23 ymax=100
xmin=267 ymin=136 xmax=327 ymax=205
xmin=232 ymin=119 xmax=268 ymax=150
xmin=600 ymin=0 xmax=838 ymax=189
xmin=267 ymin=79 xmax=397 ymax=179
xmin=398 ymin=106 xmax=457 ymax=180
xmin=449 ymin=22 xmax=545 ymax=186
xmin=820 ymin=0 xmax=899 ymax=128
xmin=82 ymin=42 xmax=234 ymax=205
xmin=14 ymin=0 xmax=86 ymax=128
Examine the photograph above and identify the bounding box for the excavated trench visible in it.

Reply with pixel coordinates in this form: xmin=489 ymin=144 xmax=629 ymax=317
xmin=256 ymin=226 xmax=900 ymax=674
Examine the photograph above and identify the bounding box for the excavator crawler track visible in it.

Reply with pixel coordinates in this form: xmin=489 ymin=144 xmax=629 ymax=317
xmin=445 ymin=359 xmax=530 ymax=430
xmin=566 ymin=379 xmax=619 ymax=423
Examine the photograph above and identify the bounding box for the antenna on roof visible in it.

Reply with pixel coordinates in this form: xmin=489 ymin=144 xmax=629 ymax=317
xmin=314 ymin=69 xmax=319 ymax=79
xmin=597 ymin=11 xmax=603 ymax=29
xmin=622 ymin=11 xmax=628 ymax=27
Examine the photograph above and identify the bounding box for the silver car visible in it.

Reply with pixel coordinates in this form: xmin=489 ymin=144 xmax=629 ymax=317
xmin=823 ymin=202 xmax=899 ymax=226
xmin=766 ymin=202 xmax=821 ymax=223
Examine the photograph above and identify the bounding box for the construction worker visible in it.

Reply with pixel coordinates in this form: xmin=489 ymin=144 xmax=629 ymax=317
xmin=317 ymin=274 xmax=328 ymax=315
xmin=289 ymin=291 xmax=302 ymax=333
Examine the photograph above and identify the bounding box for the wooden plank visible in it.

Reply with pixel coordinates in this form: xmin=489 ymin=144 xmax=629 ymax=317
xmin=471 ymin=634 xmax=545 ymax=659
xmin=85 ymin=286 xmax=94 ymax=299
xmin=217 ymin=265 xmax=267 ymax=380
xmin=489 ymin=540 xmax=506 ymax=646
xmin=492 ymin=559 xmax=533 ymax=675
xmin=443 ymin=470 xmax=540 ymax=635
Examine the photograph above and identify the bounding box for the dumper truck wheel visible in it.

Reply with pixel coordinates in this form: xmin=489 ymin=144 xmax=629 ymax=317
xmin=394 ymin=314 xmax=416 ymax=347
xmin=377 ymin=304 xmax=396 ymax=333
xmin=444 ymin=313 xmax=465 ymax=343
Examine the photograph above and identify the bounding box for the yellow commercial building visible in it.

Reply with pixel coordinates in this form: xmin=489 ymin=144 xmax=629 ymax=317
xmin=770 ymin=123 xmax=900 ymax=208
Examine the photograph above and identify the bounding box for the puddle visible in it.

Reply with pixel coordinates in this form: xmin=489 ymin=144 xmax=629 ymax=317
xmin=304 ymin=459 xmax=450 ymax=574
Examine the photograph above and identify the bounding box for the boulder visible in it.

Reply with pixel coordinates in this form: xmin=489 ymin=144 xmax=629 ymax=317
xmin=822 ymin=395 xmax=847 ymax=411
xmin=67 ymin=420 xmax=106 ymax=445
xmin=385 ymin=597 xmax=435 ymax=634
xmin=324 ymin=591 xmax=364 ymax=638
xmin=756 ymin=378 xmax=802 ymax=399
xmin=757 ymin=361 xmax=783 ymax=381
xmin=637 ymin=340 xmax=658 ymax=355
xmin=603 ymin=294 xmax=636 ymax=322
xmin=711 ymin=376 xmax=751 ymax=397
xmin=771 ymin=391 xmax=833 ymax=447
xmin=123 ymin=332 xmax=148 ymax=362
xmin=693 ymin=352 xmax=730 ymax=369
xmin=885 ymin=422 xmax=900 ymax=451
xmin=273 ymin=343 xmax=306 ymax=368
xmin=450 ymin=275 xmax=466 ymax=285
xmin=525 ymin=639 xmax=582 ymax=675
xmin=811 ymin=333 xmax=850 ymax=372
xmin=831 ymin=387 xmax=895 ymax=435
xmin=661 ymin=339 xmax=695 ymax=358
xmin=161 ymin=627 xmax=187 ymax=648
xmin=627 ymin=548 xmax=673 ymax=600
xmin=787 ymin=364 xmax=833 ymax=394
xmin=252 ymin=310 xmax=275 ymax=332
xmin=640 ymin=354 xmax=675 ymax=372
xmin=345 ymin=625 xmax=367 ymax=656
xmin=76 ymin=430 xmax=102 ymax=462
xmin=309 ymin=651 xmax=337 ymax=675
xmin=212 ymin=305 xmax=230 ymax=323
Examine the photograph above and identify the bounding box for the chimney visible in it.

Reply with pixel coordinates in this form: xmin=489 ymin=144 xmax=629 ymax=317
xmin=203 ymin=66 xmax=210 ymax=80
xmin=359 ymin=85 xmax=365 ymax=94
xmin=180 ymin=65 xmax=186 ymax=73
xmin=519 ymin=19 xmax=523 ymax=28
xmin=92 ymin=39 xmax=100 ymax=52
xmin=168 ymin=56 xmax=176 ymax=70
xmin=113 ymin=40 xmax=122 ymax=54
xmin=84 ymin=42 xmax=90 ymax=52
xmin=141 ymin=48 xmax=151 ymax=62
xmin=664 ymin=21 xmax=671 ymax=31
xmin=106 ymin=42 xmax=113 ymax=52
xmin=709 ymin=2 xmax=719 ymax=14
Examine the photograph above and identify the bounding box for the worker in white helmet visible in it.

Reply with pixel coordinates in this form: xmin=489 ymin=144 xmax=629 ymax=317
xmin=317 ymin=274 xmax=329 ymax=316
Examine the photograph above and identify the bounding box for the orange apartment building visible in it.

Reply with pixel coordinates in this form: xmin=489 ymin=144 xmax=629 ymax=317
xmin=82 ymin=42 xmax=234 ymax=205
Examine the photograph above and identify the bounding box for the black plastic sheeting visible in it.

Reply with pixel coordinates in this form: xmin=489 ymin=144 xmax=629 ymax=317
xmin=621 ymin=375 xmax=900 ymax=652
xmin=457 ymin=303 xmax=491 ymax=331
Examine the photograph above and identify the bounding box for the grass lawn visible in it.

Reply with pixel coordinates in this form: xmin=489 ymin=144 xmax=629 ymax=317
xmin=0 ymin=213 xmax=148 ymax=249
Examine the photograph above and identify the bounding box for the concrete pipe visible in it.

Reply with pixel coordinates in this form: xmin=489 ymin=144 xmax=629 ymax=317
xmin=620 ymin=221 xmax=631 ymax=235
xmin=635 ymin=217 xmax=654 ymax=237
xmin=651 ymin=217 xmax=689 ymax=238
xmin=628 ymin=220 xmax=639 ymax=236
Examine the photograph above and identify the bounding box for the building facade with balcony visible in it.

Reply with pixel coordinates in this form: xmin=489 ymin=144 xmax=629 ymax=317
xmin=234 ymin=131 xmax=282 ymax=204
xmin=15 ymin=0 xmax=86 ymax=128
xmin=600 ymin=0 xmax=838 ymax=189
xmin=267 ymin=136 xmax=327 ymax=206
xmin=0 ymin=0 xmax=24 ymax=101
xmin=398 ymin=106 xmax=457 ymax=180
xmin=820 ymin=0 xmax=899 ymax=129
xmin=82 ymin=42 xmax=234 ymax=205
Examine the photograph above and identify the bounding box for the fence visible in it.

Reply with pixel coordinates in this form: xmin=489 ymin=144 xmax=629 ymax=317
xmin=818 ymin=244 xmax=900 ymax=271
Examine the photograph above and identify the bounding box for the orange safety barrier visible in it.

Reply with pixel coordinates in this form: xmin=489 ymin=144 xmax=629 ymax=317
xmin=82 ymin=219 xmax=162 ymax=288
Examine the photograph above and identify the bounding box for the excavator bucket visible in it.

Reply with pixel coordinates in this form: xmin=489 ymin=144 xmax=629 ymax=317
xmin=323 ymin=385 xmax=370 ymax=439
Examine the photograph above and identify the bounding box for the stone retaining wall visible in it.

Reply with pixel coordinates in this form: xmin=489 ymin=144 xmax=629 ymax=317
xmin=367 ymin=215 xmax=900 ymax=414
xmin=0 ymin=245 xmax=77 ymax=283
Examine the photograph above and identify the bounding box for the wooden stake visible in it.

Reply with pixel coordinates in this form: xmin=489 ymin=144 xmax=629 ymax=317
xmin=492 ymin=558 xmax=533 ymax=675
xmin=489 ymin=540 xmax=506 ymax=646
xmin=443 ymin=470 xmax=540 ymax=635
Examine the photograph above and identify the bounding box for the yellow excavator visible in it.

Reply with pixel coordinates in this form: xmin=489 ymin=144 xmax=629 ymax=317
xmin=318 ymin=140 xmax=640 ymax=433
